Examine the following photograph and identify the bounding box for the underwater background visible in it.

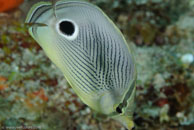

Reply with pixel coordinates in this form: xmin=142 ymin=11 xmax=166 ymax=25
xmin=0 ymin=0 xmax=194 ymax=129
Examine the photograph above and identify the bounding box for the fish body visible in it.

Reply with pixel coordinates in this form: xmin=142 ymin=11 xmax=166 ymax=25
xmin=26 ymin=0 xmax=136 ymax=129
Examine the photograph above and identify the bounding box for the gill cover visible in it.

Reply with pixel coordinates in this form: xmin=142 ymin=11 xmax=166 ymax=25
xmin=26 ymin=0 xmax=136 ymax=129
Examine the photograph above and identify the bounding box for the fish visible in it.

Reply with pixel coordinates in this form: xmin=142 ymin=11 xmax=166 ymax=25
xmin=25 ymin=0 xmax=137 ymax=129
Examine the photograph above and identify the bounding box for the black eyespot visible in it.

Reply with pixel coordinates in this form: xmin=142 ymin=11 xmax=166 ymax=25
xmin=59 ymin=21 xmax=75 ymax=36
xmin=116 ymin=106 xmax=122 ymax=114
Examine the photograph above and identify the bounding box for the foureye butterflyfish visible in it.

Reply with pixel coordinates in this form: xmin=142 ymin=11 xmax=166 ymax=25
xmin=25 ymin=0 xmax=137 ymax=129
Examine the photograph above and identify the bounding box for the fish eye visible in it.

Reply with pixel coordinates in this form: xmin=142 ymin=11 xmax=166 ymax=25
xmin=57 ymin=19 xmax=79 ymax=40
xmin=59 ymin=21 xmax=75 ymax=36
xmin=116 ymin=106 xmax=122 ymax=114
